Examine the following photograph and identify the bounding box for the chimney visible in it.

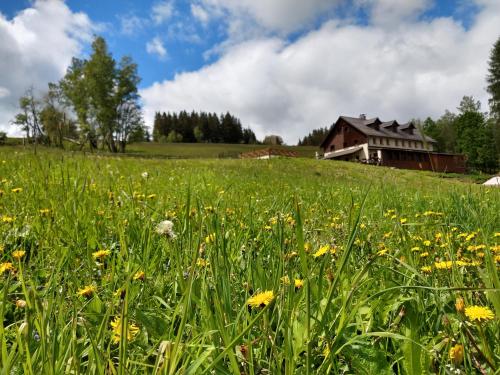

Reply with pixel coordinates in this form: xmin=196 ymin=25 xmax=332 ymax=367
xmin=359 ymin=114 xmax=366 ymax=120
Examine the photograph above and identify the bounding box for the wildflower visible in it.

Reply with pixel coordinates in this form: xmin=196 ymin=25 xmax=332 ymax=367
xmin=420 ymin=252 xmax=429 ymax=258
xmin=464 ymin=306 xmax=494 ymax=322
xmin=39 ymin=208 xmax=51 ymax=216
xmin=304 ymin=243 xmax=312 ymax=252
xmin=92 ymin=249 xmax=111 ymax=260
xmin=455 ymin=297 xmax=465 ymax=313
xmin=77 ymin=285 xmax=97 ymax=298
xmin=0 ymin=262 xmax=14 ymax=274
xmin=294 ymin=279 xmax=304 ymax=289
xmin=11 ymin=187 xmax=22 ymax=193
xmin=110 ymin=316 xmax=140 ymax=344
xmin=156 ymin=220 xmax=176 ymax=238
xmin=423 ymin=240 xmax=432 ymax=247
xmin=313 ymin=245 xmax=329 ymax=258
xmin=15 ymin=299 xmax=27 ymax=308
xmin=141 ymin=172 xmax=149 ymax=179
xmin=205 ymin=233 xmax=215 ymax=244
xmin=400 ymin=218 xmax=407 ymax=224
xmin=360 ymin=223 xmax=366 ymax=229
xmin=383 ymin=232 xmax=392 ymax=239
xmin=377 ymin=248 xmax=388 ymax=256
xmin=434 ymin=261 xmax=453 ymax=270
xmin=421 ymin=266 xmax=432 ymax=274
xmin=12 ymin=250 xmax=26 ymax=260
xmin=411 ymin=246 xmax=420 ymax=252
xmin=449 ymin=344 xmax=464 ymax=365
xmin=285 ymin=251 xmax=298 ymax=260
xmin=494 ymin=232 xmax=500 ymax=238
xmin=1 ymin=216 xmax=14 ymax=223
xmin=146 ymin=194 xmax=156 ymax=200
xmin=247 ymin=290 xmax=275 ymax=309
xmin=196 ymin=258 xmax=209 ymax=267
xmin=133 ymin=271 xmax=145 ymax=281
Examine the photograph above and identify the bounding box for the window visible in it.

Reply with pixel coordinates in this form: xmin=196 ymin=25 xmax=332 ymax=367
xmin=402 ymin=140 xmax=406 ymax=147
xmin=386 ymin=138 xmax=390 ymax=145
xmin=395 ymin=140 xmax=399 ymax=147
xmin=379 ymin=138 xmax=383 ymax=145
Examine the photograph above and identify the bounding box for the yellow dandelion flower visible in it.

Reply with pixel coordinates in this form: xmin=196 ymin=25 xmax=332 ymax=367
xmin=360 ymin=223 xmax=366 ymax=229
xmin=494 ymin=232 xmax=500 ymax=238
xmin=1 ymin=215 xmax=14 ymax=223
xmin=377 ymin=248 xmax=388 ymax=256
xmin=420 ymin=252 xmax=429 ymax=258
xmin=400 ymin=218 xmax=407 ymax=224
xmin=92 ymin=249 xmax=111 ymax=260
xmin=247 ymin=290 xmax=275 ymax=309
xmin=383 ymin=231 xmax=392 ymax=239
xmin=11 ymin=187 xmax=22 ymax=193
xmin=421 ymin=266 xmax=432 ymax=274
xmin=313 ymin=245 xmax=329 ymax=258
xmin=423 ymin=240 xmax=432 ymax=247
xmin=411 ymin=246 xmax=420 ymax=252
xmin=434 ymin=261 xmax=453 ymax=270
xmin=0 ymin=262 xmax=14 ymax=274
xmin=12 ymin=250 xmax=26 ymax=260
xmin=464 ymin=306 xmax=494 ymax=322
xmin=449 ymin=344 xmax=464 ymax=365
xmin=77 ymin=285 xmax=97 ymax=298
xmin=304 ymin=243 xmax=312 ymax=252
xmin=196 ymin=258 xmax=209 ymax=267
xmin=133 ymin=271 xmax=145 ymax=281
xmin=205 ymin=233 xmax=215 ymax=244
xmin=110 ymin=317 xmax=140 ymax=344
xmin=455 ymin=297 xmax=465 ymax=313
xmin=39 ymin=208 xmax=51 ymax=216
xmin=294 ymin=279 xmax=304 ymax=289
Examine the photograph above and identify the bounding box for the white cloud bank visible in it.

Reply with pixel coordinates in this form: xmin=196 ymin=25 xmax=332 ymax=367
xmin=0 ymin=0 xmax=94 ymax=134
xmin=141 ymin=0 xmax=500 ymax=143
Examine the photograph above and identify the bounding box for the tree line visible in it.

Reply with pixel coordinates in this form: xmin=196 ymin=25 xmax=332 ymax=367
xmin=298 ymin=127 xmax=329 ymax=146
xmin=12 ymin=36 xmax=146 ymax=153
xmin=152 ymin=111 xmax=257 ymax=144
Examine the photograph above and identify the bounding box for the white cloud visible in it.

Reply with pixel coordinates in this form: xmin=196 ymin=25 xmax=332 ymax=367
xmin=197 ymin=0 xmax=338 ymax=34
xmin=0 ymin=0 xmax=94 ymax=135
xmin=357 ymin=0 xmax=431 ymax=27
xmin=152 ymin=1 xmax=174 ymax=24
xmin=0 ymin=87 xmax=10 ymax=99
xmin=191 ymin=4 xmax=210 ymax=24
xmin=119 ymin=14 xmax=144 ymax=35
xmin=146 ymin=36 xmax=168 ymax=59
xmin=141 ymin=1 xmax=500 ymax=144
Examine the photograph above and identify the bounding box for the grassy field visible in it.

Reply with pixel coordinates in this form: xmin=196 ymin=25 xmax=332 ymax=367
xmin=0 ymin=147 xmax=499 ymax=374
xmin=126 ymin=142 xmax=319 ymax=159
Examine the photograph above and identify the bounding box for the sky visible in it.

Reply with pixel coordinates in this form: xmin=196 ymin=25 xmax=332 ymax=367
xmin=0 ymin=0 xmax=499 ymax=144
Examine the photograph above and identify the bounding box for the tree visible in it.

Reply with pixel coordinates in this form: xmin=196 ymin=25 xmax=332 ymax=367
xmin=59 ymin=36 xmax=143 ymax=152
xmin=487 ymin=36 xmax=500 ymax=120
xmin=263 ymin=135 xmax=283 ymax=145
xmin=0 ymin=131 xmax=7 ymax=145
xmin=12 ymin=87 xmax=43 ymax=151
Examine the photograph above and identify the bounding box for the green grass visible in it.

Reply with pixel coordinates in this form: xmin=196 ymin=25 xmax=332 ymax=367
xmin=126 ymin=142 xmax=319 ymax=159
xmin=0 ymin=147 xmax=498 ymax=374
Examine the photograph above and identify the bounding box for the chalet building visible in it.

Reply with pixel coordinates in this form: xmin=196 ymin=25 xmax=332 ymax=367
xmin=320 ymin=115 xmax=466 ymax=173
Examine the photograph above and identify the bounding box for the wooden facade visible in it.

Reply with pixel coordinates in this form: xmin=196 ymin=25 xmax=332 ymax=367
xmin=320 ymin=115 xmax=466 ymax=173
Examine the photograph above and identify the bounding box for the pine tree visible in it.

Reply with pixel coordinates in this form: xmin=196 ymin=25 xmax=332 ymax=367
xmin=487 ymin=36 xmax=500 ymax=120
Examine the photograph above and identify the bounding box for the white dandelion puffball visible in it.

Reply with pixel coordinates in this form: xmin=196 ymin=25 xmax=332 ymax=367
xmin=141 ymin=172 xmax=149 ymax=179
xmin=156 ymin=220 xmax=176 ymax=238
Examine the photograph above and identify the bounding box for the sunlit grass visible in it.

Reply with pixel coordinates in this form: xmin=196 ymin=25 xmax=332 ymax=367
xmin=0 ymin=147 xmax=498 ymax=374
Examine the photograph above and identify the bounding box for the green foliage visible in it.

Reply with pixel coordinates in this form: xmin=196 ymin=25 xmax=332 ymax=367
xmin=487 ymin=35 xmax=500 ymax=120
xmin=298 ymin=127 xmax=329 ymax=146
xmin=153 ymin=111 xmax=257 ymax=144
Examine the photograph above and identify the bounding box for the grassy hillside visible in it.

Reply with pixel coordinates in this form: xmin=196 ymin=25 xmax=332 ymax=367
xmin=0 ymin=147 xmax=498 ymax=373
xmin=126 ymin=142 xmax=319 ymax=158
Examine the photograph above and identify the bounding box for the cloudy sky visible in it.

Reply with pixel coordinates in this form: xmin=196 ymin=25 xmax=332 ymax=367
xmin=0 ymin=0 xmax=499 ymax=143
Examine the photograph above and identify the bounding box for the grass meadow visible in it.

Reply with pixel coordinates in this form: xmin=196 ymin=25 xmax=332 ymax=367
xmin=0 ymin=147 xmax=499 ymax=374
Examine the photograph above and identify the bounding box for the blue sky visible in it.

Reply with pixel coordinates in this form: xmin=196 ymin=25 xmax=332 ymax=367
xmin=0 ymin=0 xmax=498 ymax=142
